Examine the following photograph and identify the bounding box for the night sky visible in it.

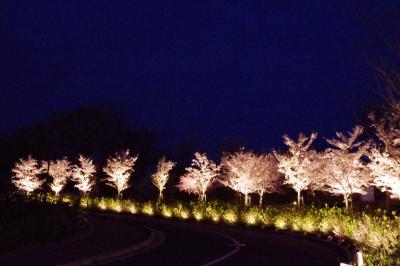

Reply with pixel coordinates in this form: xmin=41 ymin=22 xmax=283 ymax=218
xmin=1 ymin=1 xmax=400 ymax=154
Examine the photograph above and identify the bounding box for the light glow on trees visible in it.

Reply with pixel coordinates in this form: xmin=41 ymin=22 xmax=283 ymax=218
xmin=177 ymin=152 xmax=219 ymax=202
xmin=320 ymin=126 xmax=371 ymax=209
xmin=369 ymin=147 xmax=400 ymax=199
xmin=103 ymin=149 xmax=138 ymax=198
xmin=274 ymin=132 xmax=318 ymax=206
xmin=369 ymin=109 xmax=400 ymax=200
xmin=152 ymin=157 xmax=176 ymax=201
xmin=369 ymin=111 xmax=400 ymax=160
xmin=221 ymin=149 xmax=258 ymax=206
xmin=253 ymin=153 xmax=281 ymax=206
xmin=48 ymin=158 xmax=71 ymax=196
xmin=12 ymin=155 xmax=45 ymax=194
xmin=71 ymin=155 xmax=96 ymax=195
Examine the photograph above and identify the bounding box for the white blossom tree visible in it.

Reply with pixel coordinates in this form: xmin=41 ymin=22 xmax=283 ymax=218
xmin=368 ymin=147 xmax=400 ymax=199
xmin=152 ymin=157 xmax=176 ymax=201
xmin=12 ymin=155 xmax=45 ymax=195
xmin=177 ymin=152 xmax=219 ymax=202
xmin=220 ymin=150 xmax=258 ymax=205
xmin=274 ymin=132 xmax=318 ymax=206
xmin=253 ymin=153 xmax=282 ymax=206
xmin=48 ymin=158 xmax=72 ymax=196
xmin=368 ymin=103 xmax=400 ymax=205
xmin=369 ymin=112 xmax=400 ymax=161
xmin=71 ymin=155 xmax=96 ymax=195
xmin=320 ymin=126 xmax=371 ymax=209
xmin=103 ymin=149 xmax=138 ymax=198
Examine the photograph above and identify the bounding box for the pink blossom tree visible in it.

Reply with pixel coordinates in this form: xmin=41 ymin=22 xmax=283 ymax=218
xmin=274 ymin=132 xmax=318 ymax=206
xmin=368 ymin=147 xmax=400 ymax=199
xmin=220 ymin=149 xmax=258 ymax=206
xmin=177 ymin=152 xmax=219 ymax=202
xmin=320 ymin=126 xmax=371 ymax=209
xmin=12 ymin=155 xmax=45 ymax=195
xmin=152 ymin=157 xmax=176 ymax=201
xmin=369 ymin=109 xmax=400 ymax=161
xmin=71 ymin=155 xmax=96 ymax=195
xmin=103 ymin=149 xmax=138 ymax=198
xmin=48 ymin=158 xmax=72 ymax=196
xmin=253 ymin=153 xmax=282 ymax=206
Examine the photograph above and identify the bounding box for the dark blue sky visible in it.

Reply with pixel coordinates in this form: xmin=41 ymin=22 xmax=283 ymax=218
xmin=1 ymin=1 xmax=399 ymax=154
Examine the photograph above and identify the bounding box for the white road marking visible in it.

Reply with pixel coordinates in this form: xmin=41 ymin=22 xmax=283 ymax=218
xmin=59 ymin=215 xmax=165 ymax=266
xmin=199 ymin=228 xmax=243 ymax=266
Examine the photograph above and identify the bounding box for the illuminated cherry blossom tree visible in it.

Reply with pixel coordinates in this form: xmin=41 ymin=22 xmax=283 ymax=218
xmin=177 ymin=152 xmax=219 ymax=202
xmin=274 ymin=132 xmax=318 ymax=206
xmin=320 ymin=126 xmax=371 ymax=209
xmin=103 ymin=149 xmax=138 ymax=198
xmin=48 ymin=158 xmax=72 ymax=196
xmin=221 ymin=150 xmax=258 ymax=205
xmin=152 ymin=157 xmax=176 ymax=201
xmin=368 ymin=147 xmax=400 ymax=199
xmin=71 ymin=155 xmax=96 ymax=195
xmin=12 ymin=155 xmax=45 ymax=195
xmin=253 ymin=153 xmax=282 ymax=206
xmin=368 ymin=102 xmax=400 ymax=204
xmin=369 ymin=112 xmax=400 ymax=160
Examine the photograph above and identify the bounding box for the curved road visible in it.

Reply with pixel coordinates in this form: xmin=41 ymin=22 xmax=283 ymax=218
xmin=0 ymin=213 xmax=351 ymax=266
xmin=95 ymin=213 xmax=350 ymax=266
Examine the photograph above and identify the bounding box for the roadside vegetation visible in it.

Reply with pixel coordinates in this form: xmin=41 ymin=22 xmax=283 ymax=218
xmin=23 ymin=193 xmax=398 ymax=266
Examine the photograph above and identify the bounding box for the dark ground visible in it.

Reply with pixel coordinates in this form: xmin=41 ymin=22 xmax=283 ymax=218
xmin=0 ymin=213 xmax=350 ymax=266
xmin=113 ymin=215 xmax=349 ymax=266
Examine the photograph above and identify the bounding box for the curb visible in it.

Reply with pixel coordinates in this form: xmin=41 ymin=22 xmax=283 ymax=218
xmin=276 ymin=230 xmax=356 ymax=265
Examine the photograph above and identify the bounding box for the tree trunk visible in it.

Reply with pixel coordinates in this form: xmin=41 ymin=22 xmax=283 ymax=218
xmin=386 ymin=192 xmax=390 ymax=211
xmin=200 ymin=193 xmax=206 ymax=202
xmin=297 ymin=190 xmax=301 ymax=207
xmin=244 ymin=193 xmax=249 ymax=206
xmin=259 ymin=192 xmax=263 ymax=207
xmin=344 ymin=194 xmax=349 ymax=209
xmin=159 ymin=190 xmax=163 ymax=202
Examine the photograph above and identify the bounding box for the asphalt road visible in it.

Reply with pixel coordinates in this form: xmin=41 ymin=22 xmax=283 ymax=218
xmin=0 ymin=213 xmax=149 ymax=266
xmin=0 ymin=213 xmax=351 ymax=266
xmin=104 ymin=214 xmax=351 ymax=266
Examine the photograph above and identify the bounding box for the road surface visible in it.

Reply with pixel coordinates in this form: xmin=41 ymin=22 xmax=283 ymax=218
xmin=0 ymin=212 xmax=351 ymax=266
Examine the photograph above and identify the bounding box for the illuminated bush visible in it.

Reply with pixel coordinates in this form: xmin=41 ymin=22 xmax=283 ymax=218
xmin=300 ymin=215 xmax=316 ymax=233
xmin=205 ymin=202 xmax=222 ymax=222
xmin=242 ymin=207 xmax=259 ymax=225
xmin=141 ymin=202 xmax=154 ymax=216
xmin=172 ymin=203 xmax=190 ymax=219
xmin=274 ymin=215 xmax=288 ymax=230
xmin=159 ymin=204 xmax=172 ymax=218
xmin=190 ymin=201 xmax=205 ymax=221
xmin=109 ymin=198 xmax=123 ymax=213
xmin=259 ymin=206 xmax=279 ymax=226
xmin=222 ymin=209 xmax=238 ymax=224
xmin=127 ymin=202 xmax=137 ymax=214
